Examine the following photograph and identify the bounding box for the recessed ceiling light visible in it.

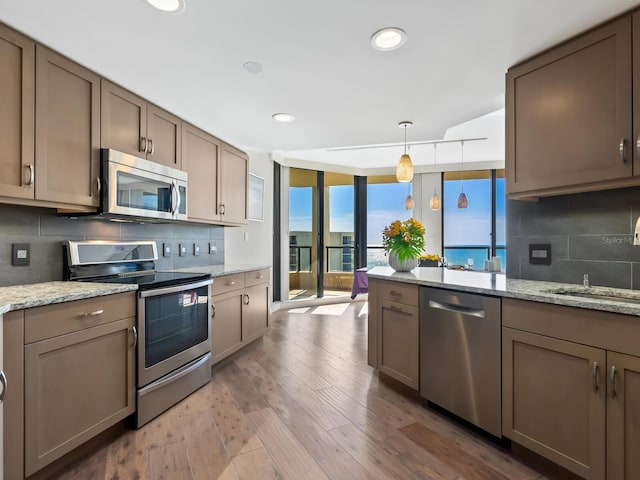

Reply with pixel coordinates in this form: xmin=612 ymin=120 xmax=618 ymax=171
xmin=272 ymin=113 xmax=295 ymax=123
xmin=145 ymin=0 xmax=186 ymax=13
xmin=371 ymin=27 xmax=407 ymax=51
xmin=242 ymin=61 xmax=263 ymax=74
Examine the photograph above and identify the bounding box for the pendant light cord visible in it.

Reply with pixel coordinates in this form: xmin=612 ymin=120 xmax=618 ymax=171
xmin=433 ymin=144 xmax=438 ymax=194
xmin=460 ymin=140 xmax=465 ymax=193
xmin=403 ymin=125 xmax=407 ymax=155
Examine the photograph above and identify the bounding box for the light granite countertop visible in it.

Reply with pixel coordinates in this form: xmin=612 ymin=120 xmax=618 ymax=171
xmin=173 ymin=264 xmax=271 ymax=278
xmin=0 ymin=282 xmax=138 ymax=314
xmin=368 ymin=266 xmax=640 ymax=317
xmin=0 ymin=265 xmax=271 ymax=316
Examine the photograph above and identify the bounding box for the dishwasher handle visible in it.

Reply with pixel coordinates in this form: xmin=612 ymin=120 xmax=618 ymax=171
xmin=428 ymin=300 xmax=486 ymax=318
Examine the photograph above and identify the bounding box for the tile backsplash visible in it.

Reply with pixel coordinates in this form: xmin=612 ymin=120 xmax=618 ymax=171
xmin=507 ymin=187 xmax=640 ymax=289
xmin=0 ymin=204 xmax=224 ymax=287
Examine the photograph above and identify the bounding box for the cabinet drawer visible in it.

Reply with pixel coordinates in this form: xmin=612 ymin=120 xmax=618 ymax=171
xmin=212 ymin=273 xmax=245 ymax=296
xmin=24 ymin=293 xmax=136 ymax=344
xmin=245 ymin=268 xmax=270 ymax=287
xmin=379 ymin=281 xmax=419 ymax=306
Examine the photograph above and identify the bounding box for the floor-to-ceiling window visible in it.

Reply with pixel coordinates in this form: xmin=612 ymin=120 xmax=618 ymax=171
xmin=442 ymin=169 xmax=506 ymax=270
xmin=366 ymin=175 xmax=414 ymax=267
xmin=325 ymin=172 xmax=354 ymax=296
xmin=288 ymin=168 xmax=317 ymax=299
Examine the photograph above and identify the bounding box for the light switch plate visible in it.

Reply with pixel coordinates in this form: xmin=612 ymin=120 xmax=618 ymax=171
xmin=179 ymin=244 xmax=187 ymax=257
xmin=529 ymin=243 xmax=551 ymax=265
xmin=209 ymin=243 xmax=217 ymax=254
xmin=163 ymin=243 xmax=172 ymax=257
xmin=193 ymin=243 xmax=200 ymax=256
xmin=12 ymin=243 xmax=30 ymax=266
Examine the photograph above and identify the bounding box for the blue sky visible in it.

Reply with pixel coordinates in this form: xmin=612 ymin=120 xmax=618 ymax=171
xmin=289 ymin=178 xmax=505 ymax=247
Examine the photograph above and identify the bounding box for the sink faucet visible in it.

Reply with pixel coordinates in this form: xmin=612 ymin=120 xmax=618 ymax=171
xmin=583 ymin=273 xmax=590 ymax=288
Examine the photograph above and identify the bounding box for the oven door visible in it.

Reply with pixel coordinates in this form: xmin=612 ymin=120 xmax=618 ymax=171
xmin=137 ymin=279 xmax=212 ymax=387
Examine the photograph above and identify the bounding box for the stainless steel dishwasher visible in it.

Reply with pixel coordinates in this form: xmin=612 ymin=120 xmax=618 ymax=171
xmin=420 ymin=286 xmax=502 ymax=437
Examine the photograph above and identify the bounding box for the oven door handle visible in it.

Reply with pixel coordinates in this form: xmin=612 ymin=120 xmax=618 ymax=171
xmin=138 ymin=278 xmax=213 ymax=298
xmin=138 ymin=353 xmax=210 ymax=396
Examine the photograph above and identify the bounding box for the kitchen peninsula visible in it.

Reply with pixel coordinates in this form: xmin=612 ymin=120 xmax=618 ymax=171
xmin=368 ymin=266 xmax=640 ymax=479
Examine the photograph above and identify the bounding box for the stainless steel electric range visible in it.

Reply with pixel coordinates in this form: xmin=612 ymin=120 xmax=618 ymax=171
xmin=65 ymin=240 xmax=212 ymax=427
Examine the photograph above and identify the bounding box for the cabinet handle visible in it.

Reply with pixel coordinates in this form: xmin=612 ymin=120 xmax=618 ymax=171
xmin=636 ymin=135 xmax=640 ymax=159
xmin=389 ymin=305 xmax=404 ymax=313
xmin=96 ymin=177 xmax=101 ymax=194
xmin=0 ymin=370 xmax=7 ymax=403
xmin=131 ymin=326 xmax=138 ymax=349
xmin=140 ymin=137 xmax=148 ymax=153
xmin=148 ymin=138 xmax=155 ymax=155
xmin=619 ymin=138 xmax=627 ymax=164
xmin=211 ymin=303 xmax=216 ymax=318
xmin=592 ymin=361 xmax=599 ymax=392
xmin=244 ymin=294 xmax=250 ymax=306
xmin=389 ymin=290 xmax=401 ymax=296
xmin=25 ymin=164 xmax=34 ymax=186
xmin=226 ymin=281 xmax=235 ymax=286
xmin=220 ymin=204 xmax=226 ymax=215
xmin=78 ymin=309 xmax=104 ymax=319
xmin=610 ymin=366 xmax=617 ymax=398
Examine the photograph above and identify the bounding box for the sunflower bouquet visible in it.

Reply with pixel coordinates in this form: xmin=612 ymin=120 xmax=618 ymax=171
xmin=382 ymin=218 xmax=426 ymax=261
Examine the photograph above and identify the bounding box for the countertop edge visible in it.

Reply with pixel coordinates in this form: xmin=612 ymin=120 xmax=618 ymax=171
xmin=0 ymin=283 xmax=139 ymax=313
xmin=368 ymin=268 xmax=640 ymax=317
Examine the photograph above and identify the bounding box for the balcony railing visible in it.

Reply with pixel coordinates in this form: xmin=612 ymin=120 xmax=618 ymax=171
xmin=289 ymin=246 xmax=312 ymax=272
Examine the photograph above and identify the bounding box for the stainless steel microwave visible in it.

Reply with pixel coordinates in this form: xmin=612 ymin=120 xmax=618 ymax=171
xmin=101 ymin=149 xmax=187 ymax=221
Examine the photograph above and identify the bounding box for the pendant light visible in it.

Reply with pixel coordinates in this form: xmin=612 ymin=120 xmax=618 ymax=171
xmin=457 ymin=140 xmax=468 ymax=208
xmin=396 ymin=121 xmax=413 ymax=182
xmin=404 ymin=182 xmax=415 ymax=209
xmin=429 ymin=144 xmax=441 ymax=211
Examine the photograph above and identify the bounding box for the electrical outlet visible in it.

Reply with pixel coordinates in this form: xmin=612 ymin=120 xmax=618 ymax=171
xmin=193 ymin=243 xmax=200 ymax=256
xmin=209 ymin=243 xmax=217 ymax=254
xmin=12 ymin=243 xmax=30 ymax=266
xmin=244 ymin=232 xmax=249 ymax=242
xmin=179 ymin=244 xmax=187 ymax=257
xmin=163 ymin=243 xmax=172 ymax=257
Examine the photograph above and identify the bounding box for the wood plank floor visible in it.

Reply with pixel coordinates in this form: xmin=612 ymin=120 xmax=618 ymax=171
xmin=57 ymin=301 xmax=548 ymax=480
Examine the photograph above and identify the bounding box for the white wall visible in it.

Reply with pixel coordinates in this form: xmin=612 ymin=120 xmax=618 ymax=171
xmin=224 ymin=150 xmax=274 ymax=266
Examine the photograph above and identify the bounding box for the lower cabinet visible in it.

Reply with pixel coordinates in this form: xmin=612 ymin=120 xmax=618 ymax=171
xmin=607 ymin=352 xmax=640 ymax=480
xmin=503 ymin=328 xmax=606 ymax=479
xmin=502 ymin=298 xmax=640 ymax=480
xmin=373 ymin=280 xmax=420 ymax=390
xmin=211 ymin=269 xmax=270 ymax=365
xmin=378 ymin=300 xmax=419 ymax=389
xmin=2 ymin=293 xmax=136 ymax=479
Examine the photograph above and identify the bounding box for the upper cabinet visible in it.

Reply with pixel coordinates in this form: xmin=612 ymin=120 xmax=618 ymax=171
xmin=35 ymin=46 xmax=101 ymax=207
xmin=506 ymin=16 xmax=633 ymax=198
xmin=0 ymin=24 xmax=35 ymax=201
xmin=101 ymin=80 xmax=182 ymax=170
xmin=219 ymin=142 xmax=248 ymax=225
xmin=182 ymin=122 xmax=221 ymax=223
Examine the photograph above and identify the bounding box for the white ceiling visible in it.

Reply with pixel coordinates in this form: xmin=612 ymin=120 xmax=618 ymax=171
xmin=1 ymin=0 xmax=638 ymax=169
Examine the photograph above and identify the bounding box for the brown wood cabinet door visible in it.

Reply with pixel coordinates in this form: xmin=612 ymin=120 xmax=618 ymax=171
xmin=377 ymin=299 xmax=419 ymax=389
xmin=506 ymin=16 xmax=632 ymax=197
xmin=211 ymin=290 xmax=243 ymax=364
xmin=632 ymin=13 xmax=640 ymax=176
xmin=3 ymin=310 xmax=24 ymax=480
xmin=35 ymin=46 xmax=100 ymax=206
xmin=182 ymin=122 xmax=220 ymax=222
xmin=502 ymin=328 xmax=606 ymax=480
xmin=0 ymin=24 xmax=35 ymax=200
xmin=101 ymin=79 xmax=147 ymax=157
xmin=219 ymin=143 xmax=248 ymax=224
xmin=147 ymin=103 xmax=182 ymax=169
xmin=367 ymin=278 xmax=379 ymax=368
xmin=607 ymin=352 xmax=640 ymax=480
xmin=243 ymin=283 xmax=269 ymax=343
xmin=24 ymin=317 xmax=135 ymax=476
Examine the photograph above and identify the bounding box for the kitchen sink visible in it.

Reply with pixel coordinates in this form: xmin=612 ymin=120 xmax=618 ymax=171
xmin=544 ymin=288 xmax=640 ymax=305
